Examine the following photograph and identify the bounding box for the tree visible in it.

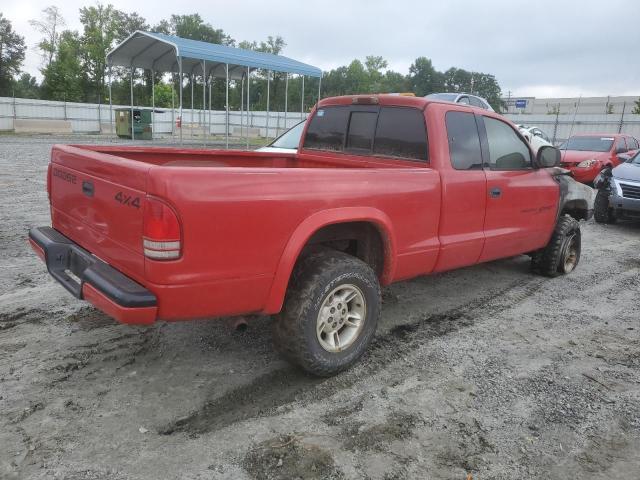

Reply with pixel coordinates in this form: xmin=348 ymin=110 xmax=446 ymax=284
xmin=0 ymin=13 xmax=26 ymax=96
xmin=409 ymin=57 xmax=443 ymax=96
xmin=79 ymin=3 xmax=120 ymax=101
xmin=41 ymin=30 xmax=85 ymax=102
xmin=115 ymin=11 xmax=149 ymax=43
xmin=153 ymin=82 xmax=174 ymax=108
xmin=168 ymin=14 xmax=234 ymax=45
xmin=13 ymin=72 xmax=40 ymax=98
xmin=29 ymin=6 xmax=65 ymax=69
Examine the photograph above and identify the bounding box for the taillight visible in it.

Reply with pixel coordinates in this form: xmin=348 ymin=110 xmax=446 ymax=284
xmin=142 ymin=196 xmax=181 ymax=260
xmin=47 ymin=163 xmax=52 ymax=201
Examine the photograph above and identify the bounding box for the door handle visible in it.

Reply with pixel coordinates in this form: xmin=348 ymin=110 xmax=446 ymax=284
xmin=489 ymin=187 xmax=502 ymax=198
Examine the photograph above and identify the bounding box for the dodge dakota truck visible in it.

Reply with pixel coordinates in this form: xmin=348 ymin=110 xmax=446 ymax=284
xmin=29 ymin=94 xmax=593 ymax=376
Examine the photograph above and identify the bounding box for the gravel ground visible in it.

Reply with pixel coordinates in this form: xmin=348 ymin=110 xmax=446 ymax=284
xmin=1 ymin=134 xmax=639 ymax=480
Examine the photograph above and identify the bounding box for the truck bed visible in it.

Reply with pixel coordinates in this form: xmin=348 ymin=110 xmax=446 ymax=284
xmin=76 ymin=145 xmax=417 ymax=169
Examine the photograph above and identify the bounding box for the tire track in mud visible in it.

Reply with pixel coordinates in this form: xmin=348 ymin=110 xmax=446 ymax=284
xmin=159 ymin=276 xmax=547 ymax=436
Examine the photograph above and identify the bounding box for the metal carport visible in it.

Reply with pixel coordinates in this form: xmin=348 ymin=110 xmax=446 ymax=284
xmin=106 ymin=31 xmax=323 ymax=146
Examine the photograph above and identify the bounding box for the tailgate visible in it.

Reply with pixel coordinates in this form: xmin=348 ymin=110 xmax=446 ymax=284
xmin=49 ymin=145 xmax=150 ymax=281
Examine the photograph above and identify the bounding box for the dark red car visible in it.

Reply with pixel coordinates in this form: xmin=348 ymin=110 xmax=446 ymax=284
xmin=29 ymin=95 xmax=593 ymax=375
xmin=560 ymin=133 xmax=639 ymax=184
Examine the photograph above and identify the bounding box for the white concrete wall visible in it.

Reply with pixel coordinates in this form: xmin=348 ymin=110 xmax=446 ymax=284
xmin=504 ymin=113 xmax=640 ymax=144
xmin=0 ymin=96 xmax=306 ymax=137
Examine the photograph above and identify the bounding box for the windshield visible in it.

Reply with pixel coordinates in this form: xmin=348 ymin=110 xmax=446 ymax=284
xmin=561 ymin=136 xmax=614 ymax=152
xmin=268 ymin=121 xmax=305 ymax=149
xmin=426 ymin=93 xmax=458 ymax=102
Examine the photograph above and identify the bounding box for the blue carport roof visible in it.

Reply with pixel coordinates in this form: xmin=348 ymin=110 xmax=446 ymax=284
xmin=107 ymin=31 xmax=322 ymax=79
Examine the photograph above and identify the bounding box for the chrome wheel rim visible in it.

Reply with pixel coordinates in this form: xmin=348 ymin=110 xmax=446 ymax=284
xmin=563 ymin=233 xmax=578 ymax=273
xmin=316 ymin=284 xmax=366 ymax=353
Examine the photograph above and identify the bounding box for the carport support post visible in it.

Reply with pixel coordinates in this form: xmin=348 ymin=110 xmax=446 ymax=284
xmin=225 ymin=64 xmax=229 ymax=149
xmin=202 ymin=60 xmax=206 ymax=146
xmin=179 ymin=58 xmax=183 ymax=145
xmin=108 ymin=66 xmax=114 ymax=140
xmin=284 ymin=73 xmax=288 ymax=131
xmin=190 ymin=74 xmax=194 ymax=140
xmin=318 ymin=76 xmax=322 ymax=106
xmin=246 ymin=66 xmax=250 ymax=150
xmin=301 ymin=75 xmax=304 ymax=119
xmin=241 ymin=74 xmax=244 ymax=143
xmin=151 ymin=68 xmax=155 ymax=140
xmin=130 ymin=66 xmax=135 ymax=141
xmin=266 ymin=70 xmax=271 ymax=139
xmin=208 ymin=76 xmax=212 ymax=147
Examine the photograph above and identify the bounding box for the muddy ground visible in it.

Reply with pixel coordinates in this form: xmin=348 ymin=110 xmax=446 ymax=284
xmin=1 ymin=134 xmax=639 ymax=480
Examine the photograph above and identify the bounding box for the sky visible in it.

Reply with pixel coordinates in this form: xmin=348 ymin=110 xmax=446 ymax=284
xmin=3 ymin=0 xmax=640 ymax=98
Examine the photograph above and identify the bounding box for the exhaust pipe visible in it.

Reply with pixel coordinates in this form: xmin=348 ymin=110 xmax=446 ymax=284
xmin=226 ymin=316 xmax=249 ymax=332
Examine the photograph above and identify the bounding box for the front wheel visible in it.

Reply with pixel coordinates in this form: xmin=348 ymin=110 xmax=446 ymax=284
xmin=273 ymin=250 xmax=381 ymax=376
xmin=533 ymin=214 xmax=581 ymax=277
xmin=594 ymin=189 xmax=616 ymax=224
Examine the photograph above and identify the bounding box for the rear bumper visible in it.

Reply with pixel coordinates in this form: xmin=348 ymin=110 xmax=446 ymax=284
xmin=29 ymin=226 xmax=157 ymax=324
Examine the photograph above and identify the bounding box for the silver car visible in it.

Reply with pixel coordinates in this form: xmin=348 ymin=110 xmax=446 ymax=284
xmin=425 ymin=92 xmax=494 ymax=111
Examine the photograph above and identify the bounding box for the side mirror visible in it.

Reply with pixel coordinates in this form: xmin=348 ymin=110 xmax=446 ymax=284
xmin=535 ymin=145 xmax=561 ymax=168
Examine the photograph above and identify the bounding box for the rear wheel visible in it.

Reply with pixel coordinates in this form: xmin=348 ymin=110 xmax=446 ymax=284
xmin=533 ymin=214 xmax=581 ymax=277
xmin=594 ymin=189 xmax=616 ymax=224
xmin=273 ymin=250 xmax=381 ymax=376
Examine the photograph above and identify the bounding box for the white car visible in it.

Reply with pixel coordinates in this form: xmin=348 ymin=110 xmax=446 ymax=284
xmin=425 ymin=92 xmax=494 ymax=111
xmin=257 ymin=120 xmax=305 ymax=153
xmin=516 ymin=125 xmax=553 ymax=153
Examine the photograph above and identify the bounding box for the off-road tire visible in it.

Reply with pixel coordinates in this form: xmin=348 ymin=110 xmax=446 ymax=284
xmin=273 ymin=250 xmax=381 ymax=376
xmin=594 ymin=189 xmax=616 ymax=224
xmin=533 ymin=214 xmax=581 ymax=277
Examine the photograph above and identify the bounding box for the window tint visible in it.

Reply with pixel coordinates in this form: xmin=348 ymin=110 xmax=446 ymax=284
xmin=446 ymin=111 xmax=482 ymax=170
xmin=469 ymin=96 xmax=486 ymax=109
xmin=373 ymin=107 xmax=428 ymax=161
xmin=483 ymin=117 xmax=531 ymax=170
xmin=346 ymin=111 xmax=377 ymax=151
xmin=615 ymin=137 xmax=627 ymax=152
xmin=303 ymin=106 xmax=349 ymax=151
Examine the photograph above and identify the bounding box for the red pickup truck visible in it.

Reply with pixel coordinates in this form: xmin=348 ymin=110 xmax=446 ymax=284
xmin=30 ymin=94 xmax=593 ymax=376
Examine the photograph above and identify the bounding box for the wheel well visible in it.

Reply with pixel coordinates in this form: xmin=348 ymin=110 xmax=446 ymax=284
xmin=562 ymin=199 xmax=590 ymax=221
xmin=299 ymin=222 xmax=386 ymax=278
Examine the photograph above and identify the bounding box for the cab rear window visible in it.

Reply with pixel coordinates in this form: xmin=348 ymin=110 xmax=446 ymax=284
xmin=303 ymin=105 xmax=428 ymax=162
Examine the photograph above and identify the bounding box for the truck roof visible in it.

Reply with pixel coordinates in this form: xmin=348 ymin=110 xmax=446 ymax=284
xmin=317 ymin=93 xmax=495 ymax=112
xmin=318 ymin=94 xmax=434 ymax=110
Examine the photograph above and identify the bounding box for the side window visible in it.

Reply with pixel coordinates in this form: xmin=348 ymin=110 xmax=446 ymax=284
xmin=482 ymin=117 xmax=532 ymax=170
xmin=373 ymin=107 xmax=428 ymax=161
xmin=615 ymin=137 xmax=627 ymax=153
xmin=346 ymin=111 xmax=377 ymax=152
xmin=457 ymin=96 xmax=470 ymax=105
xmin=469 ymin=96 xmax=485 ymax=109
xmin=446 ymin=111 xmax=482 ymax=170
xmin=303 ymin=106 xmax=350 ymax=152
xmin=631 ymin=137 xmax=639 ymax=150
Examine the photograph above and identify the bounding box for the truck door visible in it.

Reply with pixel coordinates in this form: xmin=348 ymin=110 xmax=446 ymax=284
xmin=433 ymin=109 xmax=487 ymax=272
xmin=477 ymin=115 xmax=558 ymax=262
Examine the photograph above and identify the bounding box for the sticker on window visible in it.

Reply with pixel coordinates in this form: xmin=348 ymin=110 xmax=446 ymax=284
xmin=317 ymin=109 xmax=325 ymax=117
